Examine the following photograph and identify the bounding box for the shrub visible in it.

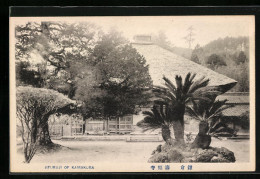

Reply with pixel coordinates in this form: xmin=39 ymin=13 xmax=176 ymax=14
xmin=16 ymin=86 xmax=76 ymax=163
xmin=236 ymin=51 xmax=248 ymax=64
xmin=206 ymin=54 xmax=227 ymax=68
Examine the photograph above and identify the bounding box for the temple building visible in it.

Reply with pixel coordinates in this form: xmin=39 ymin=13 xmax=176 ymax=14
xmin=131 ymin=35 xmax=248 ymax=136
xmin=49 ymin=35 xmax=249 ymax=137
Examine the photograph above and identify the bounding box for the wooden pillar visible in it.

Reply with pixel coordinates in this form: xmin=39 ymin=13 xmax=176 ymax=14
xmin=118 ymin=117 xmax=120 ymax=134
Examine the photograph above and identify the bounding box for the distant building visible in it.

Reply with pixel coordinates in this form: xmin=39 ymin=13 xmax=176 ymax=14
xmin=217 ymin=92 xmax=249 ymax=135
xmin=133 ymin=35 xmax=153 ymax=44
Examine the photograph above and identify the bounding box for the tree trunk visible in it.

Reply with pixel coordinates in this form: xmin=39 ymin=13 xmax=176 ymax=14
xmin=172 ymin=120 xmax=185 ymax=144
xmin=31 ymin=119 xmax=38 ymax=143
xmin=161 ymin=125 xmax=172 ymax=144
xmin=24 ymin=144 xmax=29 ymax=163
xmin=82 ymin=120 xmax=86 ymax=134
xmin=39 ymin=122 xmax=53 ymax=146
xmin=191 ymin=121 xmax=211 ymax=149
xmin=171 ymin=104 xmax=185 ymax=145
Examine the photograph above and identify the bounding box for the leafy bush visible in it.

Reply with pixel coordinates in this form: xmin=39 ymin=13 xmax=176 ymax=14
xmin=16 ymin=86 xmax=76 ymax=163
xmin=206 ymin=54 xmax=227 ymax=68
xmin=238 ymin=111 xmax=249 ymax=130
xmin=236 ymin=51 xmax=248 ymax=65
xmin=215 ymin=62 xmax=249 ymax=92
xmin=190 ymin=54 xmax=200 ymax=64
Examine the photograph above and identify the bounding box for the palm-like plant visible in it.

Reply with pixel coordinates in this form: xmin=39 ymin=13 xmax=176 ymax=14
xmin=153 ymin=73 xmax=224 ymax=144
xmin=186 ymin=99 xmax=236 ymax=149
xmin=153 ymin=73 xmax=236 ymax=145
xmin=137 ymin=104 xmax=173 ymax=144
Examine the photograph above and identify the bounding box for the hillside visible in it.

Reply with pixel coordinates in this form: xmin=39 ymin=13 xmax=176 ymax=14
xmin=190 ymin=36 xmax=249 ymax=92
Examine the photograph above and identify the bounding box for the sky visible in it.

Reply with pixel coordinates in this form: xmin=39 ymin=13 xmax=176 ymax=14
xmin=83 ymin=16 xmax=253 ymax=48
xmin=12 ymin=16 xmax=254 ymax=49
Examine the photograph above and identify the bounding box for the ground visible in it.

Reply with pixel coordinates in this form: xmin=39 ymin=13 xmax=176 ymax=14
xmin=16 ymin=138 xmax=249 ymax=163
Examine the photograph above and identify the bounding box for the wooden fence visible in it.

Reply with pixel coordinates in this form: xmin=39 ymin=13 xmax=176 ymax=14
xmin=49 ymin=123 xmax=84 ymax=137
xmin=49 ymin=115 xmax=134 ymax=136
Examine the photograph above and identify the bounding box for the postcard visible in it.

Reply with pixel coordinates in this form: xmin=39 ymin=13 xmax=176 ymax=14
xmin=9 ymin=15 xmax=255 ymax=173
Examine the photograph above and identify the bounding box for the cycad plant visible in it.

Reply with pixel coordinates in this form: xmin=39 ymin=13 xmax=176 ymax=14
xmin=152 ymin=73 xmax=236 ymax=145
xmin=186 ymin=99 xmax=236 ymax=149
xmin=153 ymin=73 xmax=223 ymax=144
xmin=137 ymin=104 xmax=173 ymax=144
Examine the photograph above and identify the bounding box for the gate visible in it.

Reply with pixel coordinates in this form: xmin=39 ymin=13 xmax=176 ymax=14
xmin=49 ymin=124 xmax=63 ymax=138
xmin=85 ymin=120 xmax=105 ymax=134
xmin=71 ymin=123 xmax=84 ymax=135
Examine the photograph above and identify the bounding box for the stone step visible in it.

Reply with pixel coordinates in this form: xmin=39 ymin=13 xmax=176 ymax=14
xmin=126 ymin=136 xmax=163 ymax=142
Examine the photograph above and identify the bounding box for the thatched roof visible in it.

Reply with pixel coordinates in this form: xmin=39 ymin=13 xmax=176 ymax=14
xmin=221 ymin=105 xmax=249 ymax=116
xmin=217 ymin=94 xmax=249 ymax=104
xmin=132 ymin=43 xmax=237 ymax=88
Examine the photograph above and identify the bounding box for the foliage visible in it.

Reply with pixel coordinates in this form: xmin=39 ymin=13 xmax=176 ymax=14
xmin=73 ymin=64 xmax=105 ymax=118
xmin=190 ymin=44 xmax=203 ymax=64
xmin=190 ymin=54 xmax=200 ymax=64
xmin=89 ymin=28 xmax=127 ymax=65
xmin=186 ymin=99 xmax=236 ymax=137
xmin=153 ymin=73 xmax=223 ymax=108
xmin=215 ymin=62 xmax=249 ymax=92
xmin=152 ymin=72 xmax=234 ymax=144
xmin=153 ymin=73 xmax=214 ymax=143
xmin=238 ymin=111 xmax=250 ymax=130
xmin=203 ymin=36 xmax=249 ymax=56
xmin=236 ymin=51 xmax=248 ymax=65
xmin=74 ymin=32 xmax=152 ymax=118
xmin=16 ymin=61 xmax=46 ymax=87
xmin=137 ymin=104 xmax=173 ymax=143
xmin=16 ymin=86 xmax=76 ymax=162
xmin=15 ymin=21 xmax=98 ymax=95
xmin=152 ymin=31 xmax=173 ymax=50
xmin=206 ymin=54 xmax=227 ymax=68
xmin=137 ymin=105 xmax=172 ymax=131
xmin=17 ymin=86 xmax=76 ymax=112
xmin=189 ymin=36 xmax=249 ymax=92
xmin=186 ymin=100 xmax=229 ymax=123
xmin=15 ymin=22 xmax=152 ymax=118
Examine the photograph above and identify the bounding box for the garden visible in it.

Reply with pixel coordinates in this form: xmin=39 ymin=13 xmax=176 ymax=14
xmin=15 ymin=21 xmax=248 ymax=164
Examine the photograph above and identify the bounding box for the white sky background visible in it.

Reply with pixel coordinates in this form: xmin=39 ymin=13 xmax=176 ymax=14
xmin=13 ymin=16 xmax=253 ymax=49
xmin=84 ymin=16 xmax=252 ymax=48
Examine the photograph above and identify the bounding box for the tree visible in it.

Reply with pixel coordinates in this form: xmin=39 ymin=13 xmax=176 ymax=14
xmin=74 ymin=32 xmax=152 ymax=121
xmin=16 ymin=61 xmax=46 ymax=87
xmin=183 ymin=26 xmax=195 ymax=49
xmin=152 ymin=31 xmax=173 ymax=50
xmin=89 ymin=28 xmax=127 ymax=65
xmin=206 ymin=54 xmax=227 ymax=69
xmin=190 ymin=54 xmax=200 ymax=64
xmin=15 ymin=21 xmax=98 ymax=96
xmin=190 ymin=44 xmax=203 ymax=64
xmin=152 ymin=73 xmax=232 ymax=145
xmin=137 ymin=104 xmax=173 ymax=144
xmin=236 ymin=51 xmax=248 ymax=64
xmin=186 ymin=99 xmax=236 ymax=149
xmin=16 ymin=86 xmax=78 ymax=162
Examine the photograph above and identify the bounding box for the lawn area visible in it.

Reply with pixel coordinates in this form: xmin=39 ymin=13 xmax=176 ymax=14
xmin=16 ymin=138 xmax=250 ymax=163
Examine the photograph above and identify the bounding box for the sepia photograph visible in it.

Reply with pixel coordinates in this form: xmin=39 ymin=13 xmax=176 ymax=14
xmin=9 ymin=15 xmax=255 ymax=172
